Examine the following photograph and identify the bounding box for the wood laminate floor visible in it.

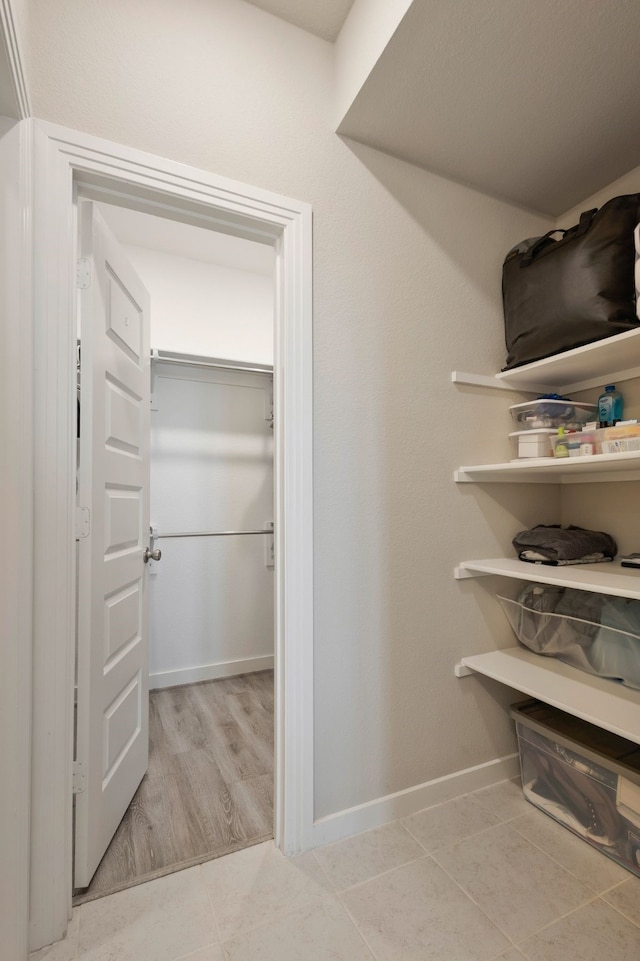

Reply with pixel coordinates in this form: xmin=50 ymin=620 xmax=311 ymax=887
xmin=74 ymin=670 xmax=274 ymax=905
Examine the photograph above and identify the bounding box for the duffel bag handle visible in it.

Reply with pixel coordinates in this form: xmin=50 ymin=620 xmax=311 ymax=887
xmin=520 ymin=230 xmax=566 ymax=266
xmin=565 ymin=207 xmax=598 ymax=240
xmin=520 ymin=208 xmax=598 ymax=267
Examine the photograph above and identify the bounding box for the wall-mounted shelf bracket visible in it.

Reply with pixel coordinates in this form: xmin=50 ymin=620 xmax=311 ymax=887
xmin=454 ymin=565 xmax=492 ymax=580
xmin=451 ymin=371 xmax=541 ymax=393
xmin=454 ymin=661 xmax=474 ymax=677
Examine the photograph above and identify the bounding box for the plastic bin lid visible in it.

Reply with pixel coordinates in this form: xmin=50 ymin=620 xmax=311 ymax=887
xmin=509 ymin=400 xmax=597 ymax=411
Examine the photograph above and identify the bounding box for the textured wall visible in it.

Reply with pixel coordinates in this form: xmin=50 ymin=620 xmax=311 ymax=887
xmin=334 ymin=0 xmax=412 ymax=124
xmin=124 ymin=244 xmax=274 ymax=364
xmin=27 ymin=0 xmax=557 ymax=817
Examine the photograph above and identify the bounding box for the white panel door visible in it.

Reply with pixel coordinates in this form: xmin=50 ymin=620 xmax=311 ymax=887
xmin=75 ymin=201 xmax=151 ymax=887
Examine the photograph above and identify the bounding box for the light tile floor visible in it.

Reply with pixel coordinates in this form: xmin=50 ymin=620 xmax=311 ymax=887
xmin=31 ymin=778 xmax=640 ymax=961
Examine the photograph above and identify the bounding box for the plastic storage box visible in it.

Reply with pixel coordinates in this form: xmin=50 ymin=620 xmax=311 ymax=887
xmin=511 ymin=699 xmax=640 ymax=878
xmin=550 ymin=424 xmax=640 ymax=457
xmin=600 ymin=423 xmax=640 ymax=453
xmin=551 ymin=429 xmax=600 ymax=457
xmin=509 ymin=399 xmax=597 ymax=431
xmin=509 ymin=429 xmax=555 ymax=459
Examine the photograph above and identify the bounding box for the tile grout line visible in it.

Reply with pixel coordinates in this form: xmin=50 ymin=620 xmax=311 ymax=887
xmin=485 ymin=947 xmax=525 ymax=961
xmin=429 ymin=815 xmax=598 ymax=922
xmin=400 ymin=811 xmax=509 ymax=855
xmin=599 ymin=877 xmax=640 ymax=896
xmin=427 ymin=819 xmax=563 ymax=947
xmin=426 ymin=849 xmax=521 ymax=948
xmin=326 ymin=852 xmax=432 ymax=896
xmin=172 ymin=941 xmax=225 ymax=961
xmin=334 ymin=852 xmax=513 ymax=960
xmin=312 ymin=799 xmax=525 ymax=896
xmin=599 ymin=890 xmax=640 ymax=931
xmin=335 ymin=890 xmax=383 ymax=961
xmin=507 ymin=816 xmax=640 ymax=902
xmin=509 ymin=894 xmax=608 ymax=951
xmin=199 ymin=861 xmax=226 ymax=951
xmin=396 ymin=818 xmax=434 ymax=854
xmin=310 ymin=785 xmax=527 ymax=896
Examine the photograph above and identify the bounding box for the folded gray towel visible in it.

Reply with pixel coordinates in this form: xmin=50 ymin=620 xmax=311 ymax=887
xmin=512 ymin=525 xmax=617 ymax=563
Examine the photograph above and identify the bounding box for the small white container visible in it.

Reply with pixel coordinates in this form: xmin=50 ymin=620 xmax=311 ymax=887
xmin=509 ymin=399 xmax=597 ymax=431
xmin=509 ymin=429 xmax=555 ymax=459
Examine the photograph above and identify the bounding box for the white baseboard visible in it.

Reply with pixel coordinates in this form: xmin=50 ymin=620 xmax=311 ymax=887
xmin=311 ymin=753 xmax=521 ymax=848
xmin=149 ymin=655 xmax=274 ymax=690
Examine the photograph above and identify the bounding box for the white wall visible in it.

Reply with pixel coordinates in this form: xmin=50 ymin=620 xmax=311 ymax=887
xmin=334 ymin=0 xmax=412 ymax=125
xmin=149 ymin=366 xmax=274 ymax=688
xmin=0 ymin=115 xmax=31 ymax=961
xmin=27 ymin=0 xmax=557 ymax=820
xmin=123 ymin=244 xmax=274 ymax=364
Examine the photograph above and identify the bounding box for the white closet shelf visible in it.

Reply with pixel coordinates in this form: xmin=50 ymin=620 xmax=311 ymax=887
xmin=455 ymin=450 xmax=640 ymax=484
xmin=455 ymin=557 xmax=640 ymax=599
xmin=452 ymin=328 xmax=640 ymax=394
xmin=151 ymin=348 xmax=273 ymax=374
xmin=456 ymin=647 xmax=640 ymax=746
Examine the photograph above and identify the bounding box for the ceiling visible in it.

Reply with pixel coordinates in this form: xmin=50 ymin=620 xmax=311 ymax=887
xmin=244 ymin=0 xmax=354 ymax=42
xmin=338 ymin=0 xmax=640 ymax=216
xmin=97 ymin=203 xmax=274 ymax=276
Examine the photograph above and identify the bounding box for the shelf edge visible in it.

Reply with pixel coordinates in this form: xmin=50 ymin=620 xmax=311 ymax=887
xmin=451 ymin=371 xmax=540 ymax=393
xmin=457 ymin=648 xmax=640 ymax=744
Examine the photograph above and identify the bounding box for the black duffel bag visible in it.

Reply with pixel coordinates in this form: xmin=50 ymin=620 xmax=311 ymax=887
xmin=502 ymin=194 xmax=640 ymax=370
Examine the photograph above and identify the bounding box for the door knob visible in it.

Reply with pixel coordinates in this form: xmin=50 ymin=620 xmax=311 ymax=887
xmin=144 ymin=547 xmax=162 ymax=563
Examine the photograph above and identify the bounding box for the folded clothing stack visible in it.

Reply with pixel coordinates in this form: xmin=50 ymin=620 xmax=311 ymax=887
xmin=512 ymin=524 xmax=617 ymax=566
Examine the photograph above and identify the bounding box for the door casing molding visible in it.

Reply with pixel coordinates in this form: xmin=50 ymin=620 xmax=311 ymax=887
xmin=0 ymin=115 xmax=33 ymax=961
xmin=30 ymin=119 xmax=314 ymax=950
xmin=0 ymin=0 xmax=32 ymax=119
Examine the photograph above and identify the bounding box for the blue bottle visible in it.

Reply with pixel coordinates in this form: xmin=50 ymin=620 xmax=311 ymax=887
xmin=598 ymin=385 xmax=623 ymax=427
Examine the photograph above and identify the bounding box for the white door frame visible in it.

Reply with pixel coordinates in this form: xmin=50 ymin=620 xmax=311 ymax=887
xmin=30 ymin=118 xmax=314 ymax=950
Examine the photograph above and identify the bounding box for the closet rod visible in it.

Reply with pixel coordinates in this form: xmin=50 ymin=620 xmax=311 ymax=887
xmin=152 ymin=350 xmax=273 ymax=375
xmin=156 ymin=529 xmax=273 ymax=539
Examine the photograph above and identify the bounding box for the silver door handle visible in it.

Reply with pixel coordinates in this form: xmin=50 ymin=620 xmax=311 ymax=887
xmin=144 ymin=547 xmax=162 ymax=563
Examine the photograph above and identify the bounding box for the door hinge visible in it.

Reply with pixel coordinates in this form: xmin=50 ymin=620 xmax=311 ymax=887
xmin=72 ymin=760 xmax=86 ymax=795
xmin=76 ymin=506 xmax=90 ymax=539
xmin=76 ymin=258 xmax=91 ymax=289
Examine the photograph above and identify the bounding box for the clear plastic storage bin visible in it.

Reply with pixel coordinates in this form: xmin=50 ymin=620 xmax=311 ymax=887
xmin=512 ymin=699 xmax=640 ymax=879
xmin=550 ymin=429 xmax=600 ymax=457
xmin=509 ymin=399 xmax=597 ymax=431
xmin=549 ymin=424 xmax=640 ymax=457
xmin=600 ymin=423 xmax=640 ymax=454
